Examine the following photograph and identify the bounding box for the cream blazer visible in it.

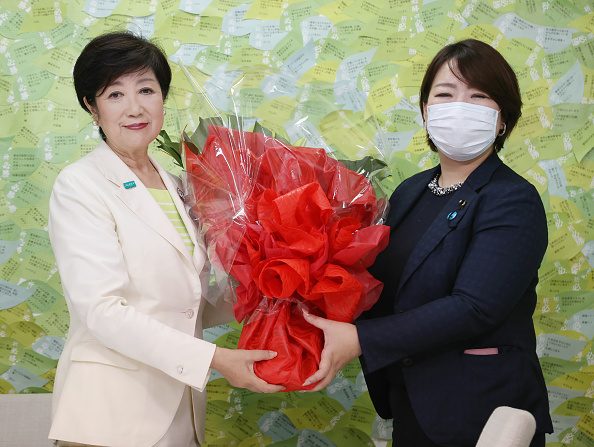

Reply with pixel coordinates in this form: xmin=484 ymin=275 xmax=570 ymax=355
xmin=48 ymin=142 xmax=232 ymax=446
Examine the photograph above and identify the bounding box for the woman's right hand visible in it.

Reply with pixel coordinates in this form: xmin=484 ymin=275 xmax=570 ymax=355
xmin=210 ymin=347 xmax=285 ymax=393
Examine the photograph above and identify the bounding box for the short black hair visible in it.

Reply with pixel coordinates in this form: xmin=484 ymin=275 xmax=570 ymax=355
xmin=73 ymin=31 xmax=172 ymax=114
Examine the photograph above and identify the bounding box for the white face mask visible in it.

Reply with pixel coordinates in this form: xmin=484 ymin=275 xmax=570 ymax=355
xmin=426 ymin=102 xmax=499 ymax=162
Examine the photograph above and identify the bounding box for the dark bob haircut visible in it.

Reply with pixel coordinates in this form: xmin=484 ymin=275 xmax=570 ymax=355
xmin=419 ymin=39 xmax=522 ymax=153
xmin=73 ymin=31 xmax=172 ymax=114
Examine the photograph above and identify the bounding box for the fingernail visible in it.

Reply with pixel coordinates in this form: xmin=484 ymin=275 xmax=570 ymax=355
xmin=302 ymin=380 xmax=310 ymax=386
xmin=270 ymin=351 xmax=277 ymax=358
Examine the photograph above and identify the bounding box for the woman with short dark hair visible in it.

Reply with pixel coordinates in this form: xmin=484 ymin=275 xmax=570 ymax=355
xmin=302 ymin=39 xmax=553 ymax=447
xmin=72 ymin=32 xmax=173 ymax=141
xmin=49 ymin=32 xmax=282 ymax=447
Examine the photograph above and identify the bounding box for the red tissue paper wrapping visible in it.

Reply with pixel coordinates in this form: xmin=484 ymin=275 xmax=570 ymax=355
xmin=181 ymin=121 xmax=390 ymax=391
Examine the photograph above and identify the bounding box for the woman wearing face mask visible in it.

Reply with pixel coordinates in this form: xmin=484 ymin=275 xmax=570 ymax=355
xmin=301 ymin=39 xmax=553 ymax=447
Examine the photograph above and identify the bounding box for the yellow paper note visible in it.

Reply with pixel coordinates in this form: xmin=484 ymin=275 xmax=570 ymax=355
xmin=112 ymin=0 xmax=158 ymax=16
xmin=203 ymin=0 xmax=247 ymax=17
xmin=299 ymin=60 xmax=339 ymax=85
xmin=230 ymin=46 xmax=266 ymax=68
xmin=245 ymin=0 xmax=284 ymax=20
xmin=255 ymin=96 xmax=297 ymax=126
xmin=37 ymin=47 xmax=80 ymax=78
xmin=20 ymin=1 xmax=63 ymax=33
xmin=570 ymin=11 xmax=594 ymax=33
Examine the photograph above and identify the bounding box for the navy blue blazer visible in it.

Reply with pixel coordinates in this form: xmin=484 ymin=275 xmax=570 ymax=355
xmin=356 ymin=153 xmax=553 ymax=446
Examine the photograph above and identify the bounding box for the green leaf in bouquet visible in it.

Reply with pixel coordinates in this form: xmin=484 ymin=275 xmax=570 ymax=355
xmin=226 ymin=113 xmax=243 ymax=132
xmin=338 ymin=155 xmax=388 ymax=178
xmin=182 ymin=131 xmax=201 ymax=157
xmin=274 ymin=132 xmax=291 ymax=146
xmin=191 ymin=116 xmax=225 ymax=151
xmin=339 ymin=155 xmax=393 ymax=198
xmin=255 ymin=121 xmax=291 ymax=145
xmin=155 ymin=130 xmax=183 ymax=169
xmin=253 ymin=121 xmax=274 ymax=138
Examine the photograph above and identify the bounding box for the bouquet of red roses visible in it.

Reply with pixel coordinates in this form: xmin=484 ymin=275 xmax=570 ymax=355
xmin=158 ymin=68 xmax=391 ymax=390
xmin=160 ymin=118 xmax=390 ymax=391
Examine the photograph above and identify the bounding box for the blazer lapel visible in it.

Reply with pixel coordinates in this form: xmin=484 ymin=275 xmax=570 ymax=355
xmin=91 ymin=143 xmax=194 ymax=265
xmin=396 ymin=153 xmax=502 ymax=295
xmin=388 ymin=168 xmax=437 ymax=229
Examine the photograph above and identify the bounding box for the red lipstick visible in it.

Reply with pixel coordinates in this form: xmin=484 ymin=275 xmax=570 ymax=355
xmin=124 ymin=123 xmax=148 ymax=130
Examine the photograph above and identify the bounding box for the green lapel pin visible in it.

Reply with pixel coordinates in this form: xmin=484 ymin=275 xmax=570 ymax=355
xmin=123 ymin=181 xmax=136 ymax=189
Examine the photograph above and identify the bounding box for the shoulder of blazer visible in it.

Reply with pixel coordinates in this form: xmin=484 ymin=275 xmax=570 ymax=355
xmin=464 ymin=156 xmax=546 ymax=247
xmin=462 ymin=152 xmax=503 ymax=192
xmin=470 ymin=154 xmax=541 ymax=202
xmin=54 ymin=142 xmax=114 ymax=185
xmin=51 ymin=145 xmax=112 ymax=202
xmin=55 ymin=142 xmax=180 ymax=194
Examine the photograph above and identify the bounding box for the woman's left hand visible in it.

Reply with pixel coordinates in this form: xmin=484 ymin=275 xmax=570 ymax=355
xmin=302 ymin=311 xmax=362 ymax=391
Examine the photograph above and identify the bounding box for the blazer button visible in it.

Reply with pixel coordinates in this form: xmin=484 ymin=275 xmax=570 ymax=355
xmin=185 ymin=309 xmax=195 ymax=319
xmin=402 ymin=357 xmax=413 ymax=367
xmin=177 ymin=365 xmax=184 ymax=375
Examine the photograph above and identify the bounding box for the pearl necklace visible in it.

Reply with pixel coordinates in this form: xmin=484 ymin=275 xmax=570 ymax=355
xmin=427 ymin=173 xmax=463 ymax=196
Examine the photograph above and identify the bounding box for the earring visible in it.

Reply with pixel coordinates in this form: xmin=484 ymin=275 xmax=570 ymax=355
xmin=498 ymin=123 xmax=507 ymax=136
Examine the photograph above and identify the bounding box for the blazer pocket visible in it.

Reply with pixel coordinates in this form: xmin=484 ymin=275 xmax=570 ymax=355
xmin=463 ymin=347 xmax=499 ymax=355
xmin=70 ymin=341 xmax=140 ymax=370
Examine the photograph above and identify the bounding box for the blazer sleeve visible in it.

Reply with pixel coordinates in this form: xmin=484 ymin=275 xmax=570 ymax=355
xmin=49 ymin=168 xmax=216 ymax=391
xmin=356 ymin=181 xmax=548 ymax=373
